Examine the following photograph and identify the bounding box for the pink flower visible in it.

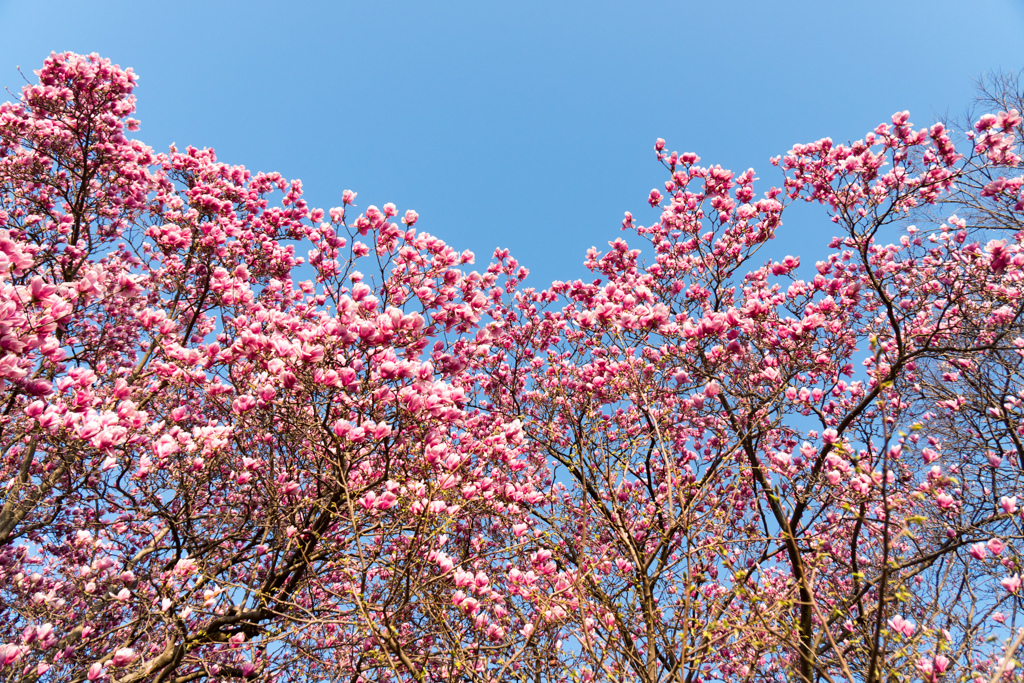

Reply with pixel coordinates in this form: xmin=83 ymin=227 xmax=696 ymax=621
xmin=887 ymin=615 xmax=915 ymax=637
xmin=111 ymin=648 xmax=136 ymax=667
xmin=25 ymin=400 xmax=45 ymax=418
xmin=453 ymin=569 xmax=474 ymax=588
xmin=174 ymin=558 xmax=196 ymax=576
xmin=1 ymin=644 xmax=24 ymax=666
xmin=232 ymin=395 xmax=256 ymax=413
xmin=988 ymin=537 xmax=1006 ymax=555
xmin=229 ymin=632 xmax=245 ymax=647
xmin=341 ymin=189 xmax=357 ymax=205
xmin=375 ymin=491 xmax=397 ymax=510
xmin=916 ymin=655 xmax=949 ymax=677
xmin=1000 ymin=574 xmax=1021 ymax=593
xmin=1001 ymin=496 xmax=1017 ymax=514
xmin=134 ymin=455 xmax=153 ymax=480
xmin=968 ymin=543 xmax=987 ymax=560
xmin=402 ymin=210 xmax=419 ymax=226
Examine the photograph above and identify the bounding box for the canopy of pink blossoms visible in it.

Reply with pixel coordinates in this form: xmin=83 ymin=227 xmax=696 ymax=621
xmin=1 ymin=52 xmax=1023 ymax=683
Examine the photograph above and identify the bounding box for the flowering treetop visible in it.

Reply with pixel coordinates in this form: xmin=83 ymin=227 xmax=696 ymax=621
xmin=0 ymin=52 xmax=1023 ymax=683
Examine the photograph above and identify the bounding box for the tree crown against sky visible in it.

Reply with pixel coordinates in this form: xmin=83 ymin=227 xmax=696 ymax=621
xmin=3 ymin=1 xmax=1023 ymax=290
xmin=1 ymin=51 xmax=1024 ymax=683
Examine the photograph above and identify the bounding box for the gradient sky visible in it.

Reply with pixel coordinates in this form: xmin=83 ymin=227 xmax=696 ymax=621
xmin=0 ymin=0 xmax=1022 ymax=286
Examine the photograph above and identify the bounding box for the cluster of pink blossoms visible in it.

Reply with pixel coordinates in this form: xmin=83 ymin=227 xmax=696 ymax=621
xmin=1 ymin=52 xmax=1024 ymax=683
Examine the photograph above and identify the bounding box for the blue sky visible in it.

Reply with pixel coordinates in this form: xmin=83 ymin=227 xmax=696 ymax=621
xmin=1 ymin=0 xmax=1022 ymax=286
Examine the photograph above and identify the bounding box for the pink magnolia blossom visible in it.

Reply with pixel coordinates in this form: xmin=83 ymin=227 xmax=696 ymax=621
xmin=1 ymin=644 xmax=24 ymax=666
xmin=111 ymin=648 xmax=136 ymax=667
xmin=888 ymin=615 xmax=915 ymax=637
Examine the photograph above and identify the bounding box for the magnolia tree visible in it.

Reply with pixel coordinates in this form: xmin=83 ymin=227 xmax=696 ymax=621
xmin=1 ymin=52 xmax=1024 ymax=683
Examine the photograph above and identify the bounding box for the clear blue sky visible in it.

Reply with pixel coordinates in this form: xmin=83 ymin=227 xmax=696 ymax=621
xmin=1 ymin=0 xmax=1022 ymax=286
